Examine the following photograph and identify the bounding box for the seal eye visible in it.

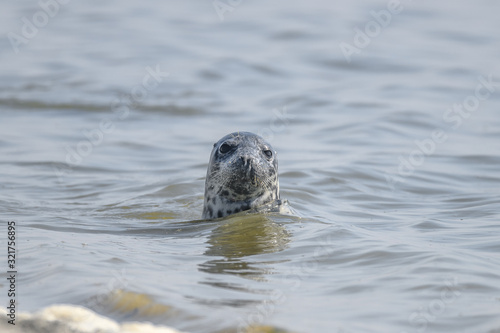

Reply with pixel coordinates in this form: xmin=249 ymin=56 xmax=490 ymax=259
xmin=263 ymin=149 xmax=273 ymax=159
xmin=219 ymin=143 xmax=232 ymax=154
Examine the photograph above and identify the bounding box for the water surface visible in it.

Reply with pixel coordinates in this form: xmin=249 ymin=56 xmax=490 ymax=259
xmin=1 ymin=1 xmax=500 ymax=332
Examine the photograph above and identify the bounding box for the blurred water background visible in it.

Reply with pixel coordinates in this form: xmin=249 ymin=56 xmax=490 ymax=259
xmin=1 ymin=0 xmax=500 ymax=332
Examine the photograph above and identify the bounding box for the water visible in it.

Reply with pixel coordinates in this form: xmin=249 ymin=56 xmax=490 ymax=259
xmin=1 ymin=0 xmax=500 ymax=332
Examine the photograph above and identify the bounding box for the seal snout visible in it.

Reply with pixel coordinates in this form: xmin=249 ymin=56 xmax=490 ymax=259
xmin=236 ymin=154 xmax=259 ymax=180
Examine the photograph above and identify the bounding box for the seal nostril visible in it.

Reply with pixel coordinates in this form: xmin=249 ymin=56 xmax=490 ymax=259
xmin=240 ymin=156 xmax=251 ymax=166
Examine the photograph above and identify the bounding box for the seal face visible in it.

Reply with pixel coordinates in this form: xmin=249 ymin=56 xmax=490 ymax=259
xmin=202 ymin=132 xmax=279 ymax=219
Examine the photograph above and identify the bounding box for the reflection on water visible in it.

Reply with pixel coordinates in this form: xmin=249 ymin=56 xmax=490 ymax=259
xmin=200 ymin=214 xmax=290 ymax=278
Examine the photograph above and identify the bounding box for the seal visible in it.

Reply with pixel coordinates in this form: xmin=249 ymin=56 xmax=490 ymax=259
xmin=202 ymin=132 xmax=280 ymax=220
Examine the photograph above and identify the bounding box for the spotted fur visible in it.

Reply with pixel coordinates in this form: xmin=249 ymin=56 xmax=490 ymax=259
xmin=202 ymin=132 xmax=279 ymax=220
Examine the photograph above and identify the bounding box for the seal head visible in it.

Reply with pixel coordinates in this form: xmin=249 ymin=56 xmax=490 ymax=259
xmin=202 ymin=132 xmax=279 ymax=219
